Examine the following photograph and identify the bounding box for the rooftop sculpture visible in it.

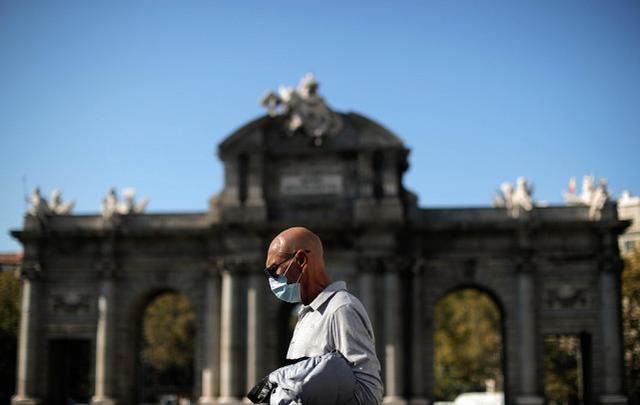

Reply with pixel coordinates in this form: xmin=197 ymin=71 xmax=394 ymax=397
xmin=563 ymin=175 xmax=610 ymax=220
xmin=493 ymin=177 xmax=535 ymax=218
xmin=27 ymin=187 xmax=75 ymax=222
xmin=260 ymin=73 xmax=343 ymax=146
xmin=101 ymin=187 xmax=149 ymax=224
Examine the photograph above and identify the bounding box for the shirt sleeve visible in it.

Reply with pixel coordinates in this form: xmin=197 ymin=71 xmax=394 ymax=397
xmin=329 ymin=304 xmax=375 ymax=368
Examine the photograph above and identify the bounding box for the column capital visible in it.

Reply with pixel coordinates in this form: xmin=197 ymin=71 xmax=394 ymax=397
xmin=218 ymin=258 xmax=262 ymax=275
xmin=95 ymin=260 xmax=118 ymax=280
xmin=516 ymin=254 xmax=536 ymax=274
xmin=599 ymin=255 xmax=624 ymax=274
xmin=382 ymin=257 xmax=413 ymax=273
xmin=357 ymin=257 xmax=383 ymax=274
xmin=19 ymin=262 xmax=41 ymax=280
xmin=412 ymin=258 xmax=426 ymax=274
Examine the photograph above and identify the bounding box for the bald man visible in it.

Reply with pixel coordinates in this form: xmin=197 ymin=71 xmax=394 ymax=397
xmin=263 ymin=227 xmax=383 ymax=405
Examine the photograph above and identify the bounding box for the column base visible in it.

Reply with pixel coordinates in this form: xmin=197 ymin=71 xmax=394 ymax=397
xmin=216 ymin=397 xmax=244 ymax=405
xmin=384 ymin=396 xmax=408 ymax=405
xmin=198 ymin=397 xmax=217 ymax=405
xmin=11 ymin=396 xmax=39 ymax=405
xmin=516 ymin=395 xmax=544 ymax=405
xmin=90 ymin=396 xmax=117 ymax=405
xmin=600 ymin=395 xmax=628 ymax=405
xmin=409 ymin=398 xmax=430 ymax=405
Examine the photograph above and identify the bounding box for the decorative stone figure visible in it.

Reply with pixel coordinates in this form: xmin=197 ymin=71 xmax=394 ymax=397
xmin=101 ymin=188 xmax=120 ymax=224
xmin=589 ymin=178 xmax=610 ymax=220
xmin=26 ymin=187 xmax=75 ymax=222
xmin=50 ymin=189 xmax=75 ymax=214
xmin=27 ymin=187 xmax=51 ymax=222
xmin=101 ymin=187 xmax=149 ymax=225
xmin=563 ymin=175 xmax=610 ymax=220
xmin=119 ymin=187 xmax=149 ymax=214
xmin=493 ymin=177 xmax=534 ymax=218
xmin=564 ymin=175 xmax=595 ymax=206
xmin=260 ymin=73 xmax=343 ymax=145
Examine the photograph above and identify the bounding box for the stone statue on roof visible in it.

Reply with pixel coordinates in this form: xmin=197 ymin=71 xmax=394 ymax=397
xmin=120 ymin=187 xmax=149 ymax=214
xmin=261 ymin=73 xmax=343 ymax=146
xmin=50 ymin=189 xmax=75 ymax=214
xmin=27 ymin=187 xmax=75 ymax=222
xmin=493 ymin=177 xmax=535 ymax=218
xmin=101 ymin=187 xmax=149 ymax=223
xmin=563 ymin=175 xmax=610 ymax=220
xmin=27 ymin=187 xmax=51 ymax=222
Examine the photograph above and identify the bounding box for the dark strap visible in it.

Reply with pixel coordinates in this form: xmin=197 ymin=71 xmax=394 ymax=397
xmin=284 ymin=356 xmax=310 ymax=366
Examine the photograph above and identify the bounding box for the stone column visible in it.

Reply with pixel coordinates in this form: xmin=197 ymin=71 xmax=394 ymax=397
xmin=218 ymin=267 xmax=241 ymax=404
xmin=199 ymin=267 xmax=221 ymax=405
xmin=383 ymin=264 xmax=406 ymax=405
xmin=12 ymin=262 xmax=41 ymax=405
xmin=246 ymin=272 xmax=264 ymax=395
xmin=91 ymin=262 xmax=117 ymax=405
xmin=358 ymin=258 xmax=376 ymax=322
xmin=598 ymin=258 xmax=627 ymax=405
xmin=410 ymin=261 xmax=428 ymax=405
xmin=516 ymin=261 xmax=543 ymax=405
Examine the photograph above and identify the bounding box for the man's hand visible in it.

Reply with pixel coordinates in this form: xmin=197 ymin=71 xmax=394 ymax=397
xmin=247 ymin=375 xmax=276 ymax=404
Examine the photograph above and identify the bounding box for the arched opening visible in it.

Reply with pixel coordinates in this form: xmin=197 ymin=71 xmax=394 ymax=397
xmin=136 ymin=290 xmax=196 ymax=404
xmin=433 ymin=287 xmax=505 ymax=402
xmin=543 ymin=333 xmax=592 ymax=405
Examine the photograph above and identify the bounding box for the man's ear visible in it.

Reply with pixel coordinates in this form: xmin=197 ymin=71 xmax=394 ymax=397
xmin=296 ymin=250 xmax=307 ymax=266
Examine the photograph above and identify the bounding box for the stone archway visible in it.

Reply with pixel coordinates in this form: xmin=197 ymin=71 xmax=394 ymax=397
xmin=137 ymin=290 xmax=196 ymax=404
xmin=432 ymin=286 xmax=506 ymax=402
xmin=126 ymin=286 xmax=200 ymax=405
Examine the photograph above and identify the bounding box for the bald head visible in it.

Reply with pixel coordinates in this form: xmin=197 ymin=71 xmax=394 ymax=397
xmin=266 ymin=227 xmax=330 ymax=304
xmin=269 ymin=227 xmax=324 ymax=259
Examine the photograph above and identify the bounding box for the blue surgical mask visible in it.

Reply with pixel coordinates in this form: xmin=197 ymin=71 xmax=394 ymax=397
xmin=268 ymin=260 xmax=304 ymax=303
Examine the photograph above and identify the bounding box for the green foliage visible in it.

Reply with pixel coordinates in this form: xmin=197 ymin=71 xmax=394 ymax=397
xmin=543 ymin=335 xmax=581 ymax=405
xmin=434 ymin=289 xmax=503 ymax=401
xmin=0 ymin=270 xmax=20 ymax=337
xmin=142 ymin=292 xmax=195 ymax=371
xmin=623 ymin=248 xmax=640 ymax=403
xmin=0 ymin=270 xmax=20 ymax=405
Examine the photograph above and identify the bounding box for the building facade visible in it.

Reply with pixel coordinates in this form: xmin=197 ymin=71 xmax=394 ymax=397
xmin=618 ymin=192 xmax=640 ymax=256
xmin=10 ymin=80 xmax=629 ymax=405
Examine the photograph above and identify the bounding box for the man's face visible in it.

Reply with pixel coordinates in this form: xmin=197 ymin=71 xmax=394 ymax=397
xmin=265 ymin=250 xmax=302 ymax=284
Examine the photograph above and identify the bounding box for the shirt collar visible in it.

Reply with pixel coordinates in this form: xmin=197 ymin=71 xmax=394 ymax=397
xmin=305 ymin=281 xmax=347 ymax=312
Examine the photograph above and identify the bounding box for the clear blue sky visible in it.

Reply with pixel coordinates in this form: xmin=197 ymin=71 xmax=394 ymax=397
xmin=1 ymin=1 xmax=639 ymax=252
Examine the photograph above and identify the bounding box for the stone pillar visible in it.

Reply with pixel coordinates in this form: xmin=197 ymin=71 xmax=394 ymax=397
xmin=218 ymin=267 xmax=241 ymax=404
xmin=516 ymin=261 xmax=543 ymax=405
xmin=199 ymin=267 xmax=221 ymax=405
xmin=598 ymin=258 xmax=628 ymax=405
xmin=246 ymin=272 xmax=264 ymax=395
xmin=12 ymin=262 xmax=41 ymax=405
xmin=410 ymin=261 xmax=428 ymax=405
xmin=358 ymin=258 xmax=376 ymax=322
xmin=383 ymin=264 xmax=406 ymax=405
xmin=91 ymin=263 xmax=117 ymax=405
xmin=246 ymin=154 xmax=265 ymax=207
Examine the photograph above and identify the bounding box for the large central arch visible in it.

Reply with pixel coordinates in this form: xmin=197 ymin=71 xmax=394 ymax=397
xmin=432 ymin=285 xmax=506 ymax=401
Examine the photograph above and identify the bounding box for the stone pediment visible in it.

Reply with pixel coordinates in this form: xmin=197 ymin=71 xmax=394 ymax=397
xmin=218 ymin=112 xmax=406 ymax=158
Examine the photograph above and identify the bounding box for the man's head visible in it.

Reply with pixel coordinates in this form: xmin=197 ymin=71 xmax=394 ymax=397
xmin=265 ymin=227 xmax=331 ymax=305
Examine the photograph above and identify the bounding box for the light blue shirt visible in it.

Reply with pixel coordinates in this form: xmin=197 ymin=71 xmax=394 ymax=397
xmin=287 ymin=281 xmax=383 ymax=405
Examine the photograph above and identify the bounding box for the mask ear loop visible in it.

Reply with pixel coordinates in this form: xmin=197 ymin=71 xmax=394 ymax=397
xmin=292 ymin=250 xmax=307 ymax=283
xmin=295 ymin=266 xmax=305 ymax=283
xmin=282 ymin=258 xmax=295 ymax=278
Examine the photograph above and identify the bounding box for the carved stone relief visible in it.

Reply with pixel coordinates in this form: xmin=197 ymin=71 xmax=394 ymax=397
xmin=544 ymin=283 xmax=590 ymax=309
